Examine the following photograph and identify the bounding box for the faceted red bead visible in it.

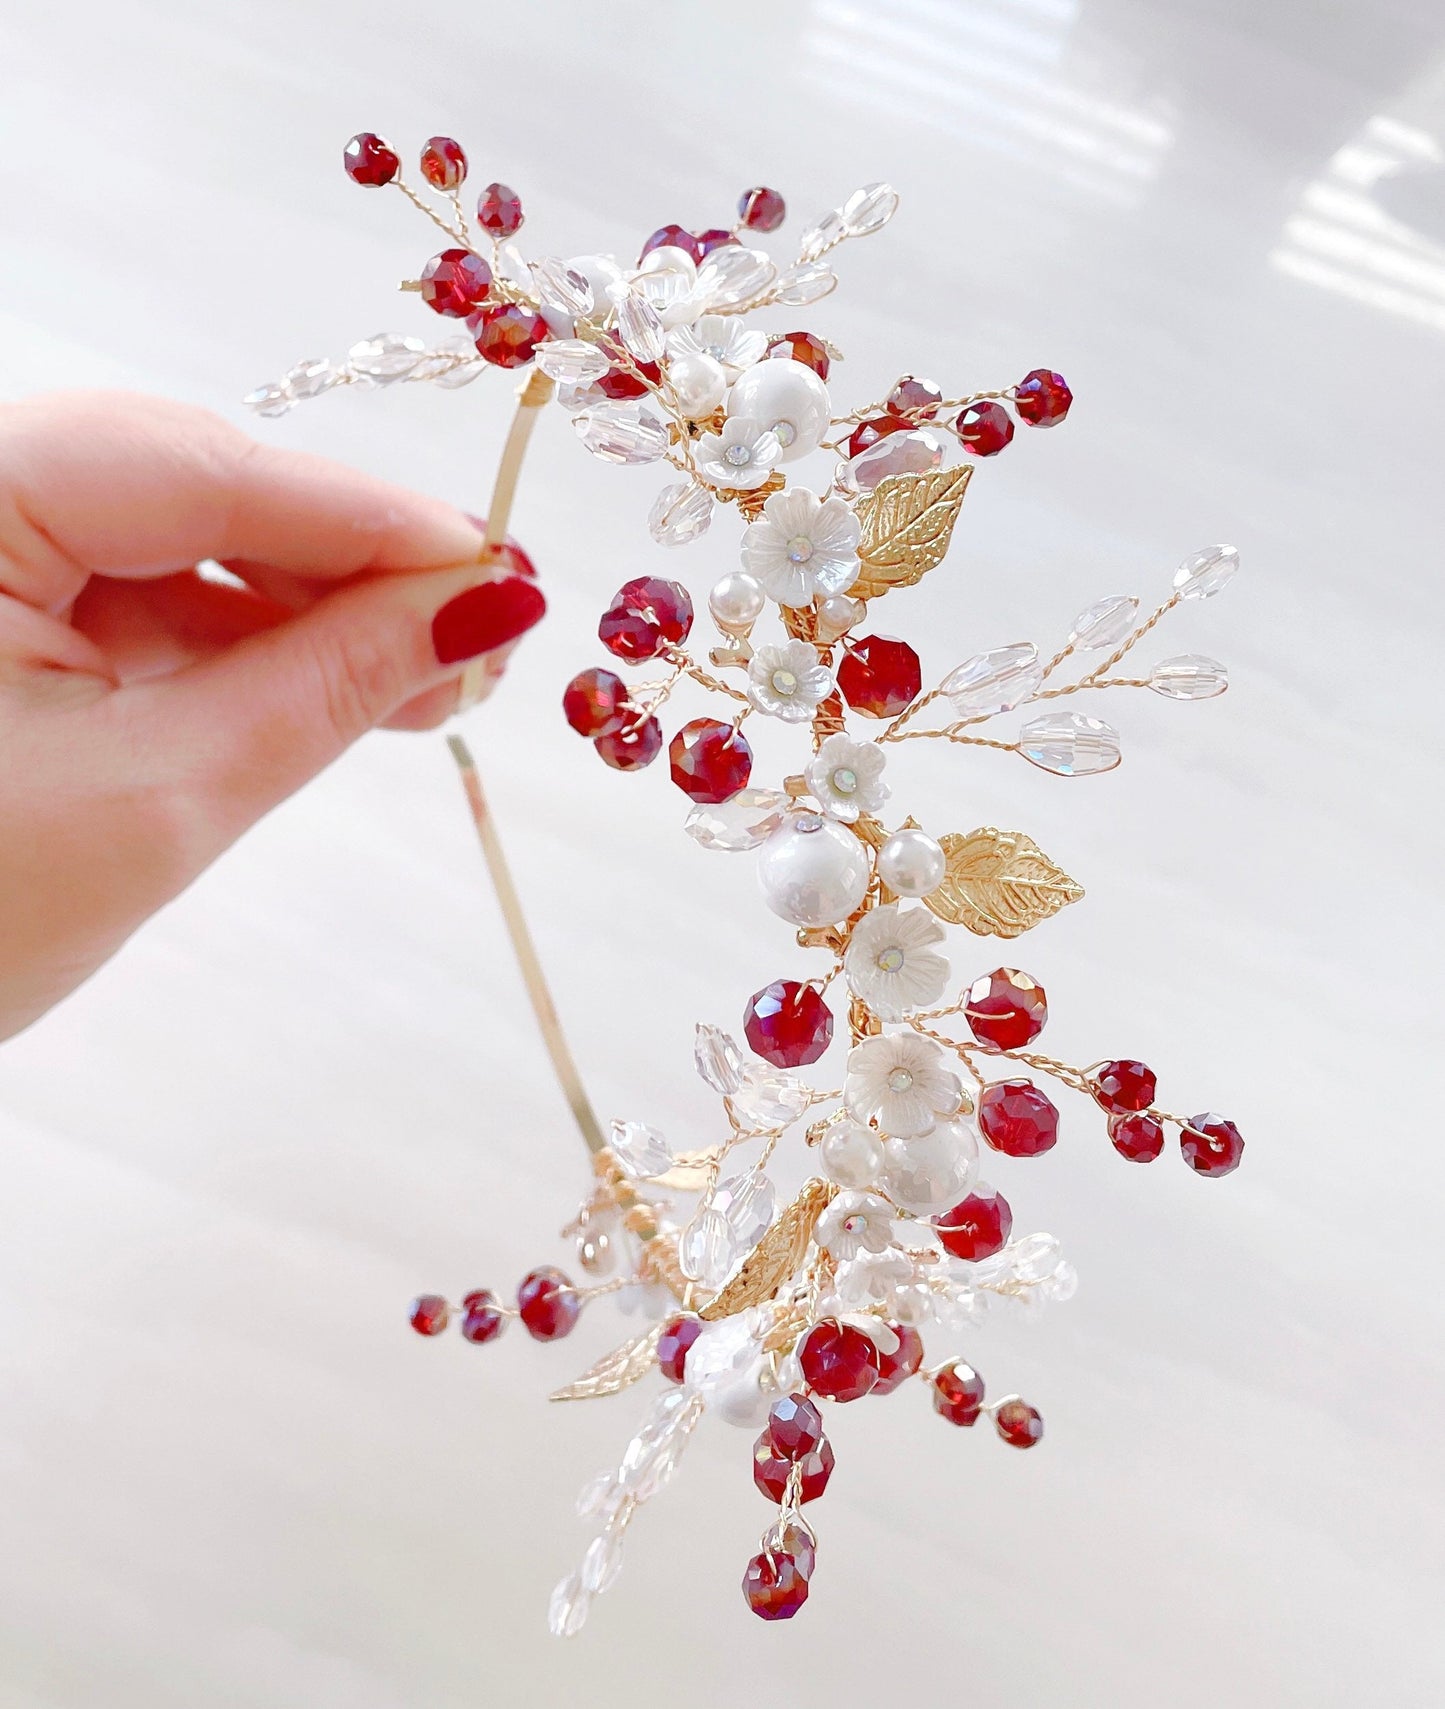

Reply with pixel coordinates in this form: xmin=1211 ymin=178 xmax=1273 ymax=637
xmin=934 ymin=1188 xmax=1014 ymax=1261
xmin=1014 ymin=369 xmax=1072 ymax=426
xmin=343 ymin=132 xmax=399 ymax=187
xmin=964 ymin=967 xmax=1048 ymax=1051
xmin=420 ymin=248 xmax=492 ymax=317
xmin=799 ymin=1319 xmax=881 ymax=1402
xmin=420 ymin=136 xmax=467 ymax=190
xmin=837 ymin=635 xmax=922 ymax=719
xmin=476 ymin=181 xmax=523 ymax=237
xmin=738 ymin=185 xmax=787 ymax=232
xmin=956 ymin=400 xmax=1015 ymax=456
xmin=753 ymin=1433 xmax=835 ymax=1503
xmin=598 ymin=576 xmax=694 ymax=662
xmin=871 ymin=1323 xmax=924 ymax=1395
xmin=932 ymin=1361 xmax=986 ymax=1426
xmin=846 ymin=414 xmax=910 ymax=459
xmin=742 ymin=1549 xmax=810 ymax=1620
xmin=639 ymin=224 xmax=703 ymax=266
xmin=460 ymin=1289 xmax=504 ymax=1343
xmin=516 ymin=1266 xmax=580 ymax=1341
xmin=563 ymin=667 xmax=630 ymax=738
xmin=594 ymin=717 xmax=663 ymax=772
xmin=995 ymin=1398 xmax=1044 ymax=1448
xmin=766 ymin=1393 xmax=825 ymax=1459
xmin=408 ymin=1293 xmax=449 ymax=1336
xmin=768 ymin=332 xmax=830 ymax=380
xmin=473 ymin=303 xmax=549 ymax=368
xmin=768 ymin=1519 xmax=816 ymax=1579
xmin=743 ymin=980 xmax=833 ymax=1069
xmin=1180 ymin=1113 xmax=1244 ymax=1178
xmin=669 ymin=718 xmax=753 ymax=804
xmin=1092 ymin=1059 xmax=1157 ymax=1115
xmin=978 ymin=1080 xmax=1059 ymax=1157
xmin=695 ymin=227 xmax=739 ymax=257
xmin=1110 ymin=1111 xmax=1165 ymax=1163
xmin=592 ymin=333 xmax=661 ymax=400
xmin=887 ymin=375 xmax=943 ymax=417
xmin=657 ymin=1315 xmax=704 ymax=1383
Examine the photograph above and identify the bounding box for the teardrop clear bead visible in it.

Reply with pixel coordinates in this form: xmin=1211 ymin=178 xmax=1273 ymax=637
xmin=536 ymin=339 xmax=611 ymax=386
xmin=1010 ymin=1231 xmax=1063 ymax=1283
xmin=348 ymin=333 xmax=427 ymax=383
xmin=284 ymin=357 xmax=336 ymax=398
xmin=943 ymin=642 xmax=1043 ymax=717
xmin=695 ymin=1024 xmax=747 ymax=1094
xmin=1068 ymin=595 xmax=1139 ymax=649
xmin=798 ymin=208 xmax=846 ymax=261
xmin=847 ymin=427 xmax=945 ymax=491
xmin=697 ymin=246 xmax=777 ymax=307
xmin=1149 ymin=654 xmax=1228 ymax=699
xmin=533 ymin=257 xmax=595 ymax=317
xmin=773 ymin=262 xmax=838 ymax=306
xmin=841 ymin=182 xmax=900 ymax=235
xmin=608 ymin=1119 xmax=675 ymax=1179
xmin=684 ymin=788 xmax=791 ymax=852
xmin=1172 ymin=543 xmax=1238 ymax=600
xmin=614 ymin=289 xmax=667 ymax=365
xmin=242 ymin=382 xmax=293 ymax=417
xmin=648 ymin=480 xmax=714 ymax=546
xmin=730 ymin=1067 xmax=811 ymax=1131
xmin=547 ymin=1573 xmax=590 ymax=1638
xmin=581 ymin=1530 xmax=624 ymax=1595
xmin=1018 ymin=711 xmax=1121 ymax=776
xmin=572 ymin=403 xmax=668 ymax=465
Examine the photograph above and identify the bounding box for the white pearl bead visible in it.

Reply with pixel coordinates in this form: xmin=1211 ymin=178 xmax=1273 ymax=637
xmin=726 ymin=358 xmax=831 ymax=463
xmin=637 ymin=244 xmax=697 ymax=282
xmin=879 ymin=1117 xmax=979 ymax=1214
xmin=878 ymin=828 xmax=947 ymax=899
xmin=667 ymin=350 xmax=727 ymax=418
xmin=815 ymin=593 xmax=866 ymax=642
xmin=820 ymin=1121 xmax=884 ymax=1189
xmin=708 ymin=572 xmax=765 ymax=635
xmin=756 ymin=813 xmax=871 ymax=927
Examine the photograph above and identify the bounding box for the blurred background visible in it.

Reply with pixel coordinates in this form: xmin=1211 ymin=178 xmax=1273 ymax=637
xmin=2 ymin=0 xmax=1443 ymax=1703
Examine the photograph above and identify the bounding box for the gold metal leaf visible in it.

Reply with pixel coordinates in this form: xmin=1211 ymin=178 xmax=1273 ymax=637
xmin=852 ymin=465 xmax=973 ymax=600
xmin=699 ymin=1179 xmax=835 ymax=1321
xmin=924 ymin=827 xmax=1084 ymax=938
xmin=549 ymin=1323 xmax=664 ymax=1402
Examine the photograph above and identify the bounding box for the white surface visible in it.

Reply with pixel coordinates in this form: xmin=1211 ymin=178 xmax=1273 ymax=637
xmin=3 ymin=1 xmax=1444 ymax=1703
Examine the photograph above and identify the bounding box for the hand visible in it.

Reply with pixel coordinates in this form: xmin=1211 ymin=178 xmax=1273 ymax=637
xmin=0 ymin=390 xmax=546 ymax=1041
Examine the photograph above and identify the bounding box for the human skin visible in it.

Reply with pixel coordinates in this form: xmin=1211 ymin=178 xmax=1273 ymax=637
xmin=0 ymin=391 xmax=545 ymax=1042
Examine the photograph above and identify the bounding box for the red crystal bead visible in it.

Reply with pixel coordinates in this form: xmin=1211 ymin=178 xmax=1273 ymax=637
xmin=956 ymin=399 xmax=1015 ymax=456
xmin=742 ymin=1549 xmax=810 ymax=1620
xmin=768 ymin=1519 xmax=817 ymax=1579
xmin=1110 ymin=1111 xmax=1165 ymax=1163
xmin=420 ymin=248 xmax=492 ymax=317
xmin=695 ymin=227 xmax=739 ymax=257
xmin=476 ymin=181 xmax=523 ymax=237
xmin=934 ymin=1187 xmax=1014 ymax=1260
xmin=766 ymin=1393 xmax=825 ymax=1459
xmin=769 ymin=332 xmax=830 ymax=380
xmin=846 ymin=414 xmax=910 ymax=459
xmin=1014 ymin=369 xmax=1072 ymax=426
xmin=639 ymin=224 xmax=703 ymax=266
xmin=871 ymin=1323 xmax=924 ymax=1395
xmin=593 ymin=333 xmax=661 ymax=400
xmin=1091 ymin=1059 xmax=1157 ymax=1115
xmin=799 ymin=1319 xmax=880 ymax=1402
xmin=738 ymin=185 xmax=786 ymax=232
xmin=743 ymin=980 xmax=833 ymax=1069
xmin=932 ymin=1361 xmax=986 ymax=1426
xmin=420 ymin=135 xmax=467 ymax=190
xmin=1180 ymin=1113 xmax=1244 ymax=1178
xmin=563 ymin=667 xmax=630 ymax=738
xmin=753 ymin=1434 xmax=835 ymax=1503
xmin=460 ymin=1289 xmax=504 ymax=1343
xmin=598 ymin=576 xmax=694 ymax=662
xmin=516 ymin=1266 xmax=580 ymax=1340
xmin=669 ymin=717 xmax=753 ymax=804
xmin=594 ymin=716 xmax=662 ymax=772
xmin=408 ymin=1294 xmax=449 ymax=1336
xmin=837 ymin=635 xmax=922 ymax=719
xmin=995 ymin=1398 xmax=1044 ymax=1448
xmin=964 ymin=967 xmax=1048 ymax=1050
xmin=343 ymin=132 xmax=399 ymax=187
xmin=473 ymin=303 xmax=549 ymax=368
xmin=887 ymin=375 xmax=943 ymax=416
xmin=658 ymin=1315 xmax=704 ymax=1383
xmin=978 ymin=1079 xmax=1059 ymax=1157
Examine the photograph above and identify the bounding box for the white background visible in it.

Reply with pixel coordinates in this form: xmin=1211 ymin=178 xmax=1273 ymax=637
xmin=2 ymin=1 xmax=1443 ymax=1703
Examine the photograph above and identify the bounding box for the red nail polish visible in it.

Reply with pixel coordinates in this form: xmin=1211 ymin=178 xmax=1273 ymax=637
xmin=432 ymin=577 xmax=546 ymax=666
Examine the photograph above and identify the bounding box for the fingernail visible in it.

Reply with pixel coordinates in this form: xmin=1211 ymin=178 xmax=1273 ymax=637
xmin=431 ymin=576 xmax=546 ymax=666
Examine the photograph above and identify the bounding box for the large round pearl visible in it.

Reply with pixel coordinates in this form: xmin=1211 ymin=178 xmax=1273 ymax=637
xmin=708 ymin=571 xmax=765 ymax=636
xmin=757 ymin=812 xmax=871 ymax=927
xmin=879 ymin=1118 xmax=979 ymax=1215
xmin=726 ymin=358 xmax=831 ymax=463
xmin=878 ymin=828 xmax=947 ymax=899
xmin=637 ymin=244 xmax=697 ymax=282
xmin=668 ymin=350 xmax=727 ymax=419
xmin=820 ymin=1121 xmax=884 ymax=1189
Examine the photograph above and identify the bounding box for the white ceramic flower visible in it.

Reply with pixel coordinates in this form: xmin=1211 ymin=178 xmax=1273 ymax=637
xmin=747 ymin=640 xmax=835 ymax=723
xmin=695 ymin=416 xmax=783 ymax=490
xmin=740 ymin=487 xmax=861 ymax=608
xmin=805 ymin=733 xmax=888 ymax=824
xmin=844 ymin=904 xmax=950 ymax=1022
xmin=845 ymin=1031 xmax=963 ymax=1139
xmin=832 ymin=1247 xmax=915 ymax=1311
xmin=816 ymin=1191 xmax=897 ymax=1262
xmin=667 ymin=314 xmax=767 ymax=379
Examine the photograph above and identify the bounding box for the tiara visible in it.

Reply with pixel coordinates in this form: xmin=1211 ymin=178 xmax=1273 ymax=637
xmin=250 ymin=131 xmax=1245 ymax=1633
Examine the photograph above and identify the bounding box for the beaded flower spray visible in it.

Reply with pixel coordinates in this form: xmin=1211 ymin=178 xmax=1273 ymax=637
xmin=250 ymin=131 xmax=1245 ymax=1632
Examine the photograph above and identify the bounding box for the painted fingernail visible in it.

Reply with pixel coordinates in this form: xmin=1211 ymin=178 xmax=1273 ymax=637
xmin=431 ymin=576 xmax=546 ymax=666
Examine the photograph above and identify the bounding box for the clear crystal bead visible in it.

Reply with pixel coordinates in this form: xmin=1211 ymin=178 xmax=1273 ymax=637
xmin=648 ymin=480 xmax=714 ymax=547
xmin=1046 ymin=1259 xmax=1079 ymax=1301
xmin=695 ymin=1024 xmax=747 ymax=1095
xmin=348 ymin=333 xmax=427 ymax=383
xmin=284 ymin=358 xmax=335 ymax=399
xmin=575 ymin=1470 xmax=618 ymax=1520
xmin=555 ymin=380 xmax=606 ymax=413
xmin=697 ymin=246 xmax=777 ymax=307
xmin=1010 ymin=1231 xmax=1063 ymax=1283
xmin=494 ymin=242 xmax=533 ymax=291
xmin=682 ymin=1171 xmax=776 ymax=1287
xmin=533 ymin=257 xmax=594 ymax=317
xmin=678 ymin=1208 xmax=737 ymax=1286
xmin=614 ymin=289 xmax=667 ymax=365
xmin=242 ymin=382 xmax=292 ymax=417
xmin=943 ymin=642 xmax=1043 ymax=717
xmin=609 ymin=1119 xmax=675 ymax=1179
xmin=847 ymin=427 xmax=945 ymax=491
xmin=1149 ymin=654 xmax=1228 ymax=699
xmin=1172 ymin=543 xmax=1238 ymax=600
xmin=841 ymin=182 xmax=899 ymax=235
xmin=433 ymin=358 xmax=485 ymax=389
xmin=572 ymin=403 xmax=668 ymax=465
xmin=798 ymin=209 xmax=846 ymax=261
xmin=684 ymin=788 xmax=790 ymax=852
xmin=581 ymin=1530 xmax=624 ymax=1595
xmin=1068 ymin=595 xmax=1139 ymax=649
xmin=547 ymin=1572 xmax=590 ymax=1638
xmin=536 ymin=338 xmax=611 ymax=386
xmin=1019 ymin=712 xmax=1121 ymax=776
xmin=773 ymin=262 xmax=838 ymax=306
xmin=730 ymin=1067 xmax=811 ymax=1131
